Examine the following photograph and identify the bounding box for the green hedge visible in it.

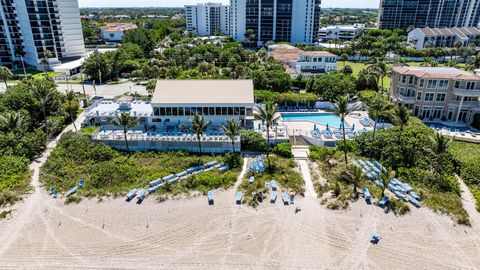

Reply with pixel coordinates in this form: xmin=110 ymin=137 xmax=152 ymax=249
xmin=255 ymin=90 xmax=317 ymax=106
xmin=0 ymin=155 xmax=30 ymax=207
xmin=273 ymin=142 xmax=292 ymax=158
xmin=240 ymin=130 xmax=266 ymax=152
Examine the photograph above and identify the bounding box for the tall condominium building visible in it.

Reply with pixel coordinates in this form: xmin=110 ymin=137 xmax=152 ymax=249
xmin=378 ymin=0 xmax=480 ymax=31
xmin=230 ymin=0 xmax=321 ymax=46
xmin=185 ymin=3 xmax=230 ymax=36
xmin=0 ymin=0 xmax=85 ymax=70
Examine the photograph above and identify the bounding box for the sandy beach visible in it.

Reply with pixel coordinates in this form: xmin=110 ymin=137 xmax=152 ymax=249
xmin=1 ymin=176 xmax=480 ymax=270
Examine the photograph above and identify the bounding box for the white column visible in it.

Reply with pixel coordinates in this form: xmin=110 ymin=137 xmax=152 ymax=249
xmin=455 ymin=96 xmax=464 ymax=122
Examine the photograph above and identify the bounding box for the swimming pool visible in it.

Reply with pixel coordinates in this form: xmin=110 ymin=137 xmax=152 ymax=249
xmin=281 ymin=113 xmax=349 ymax=128
xmin=426 ymin=122 xmax=476 ymax=132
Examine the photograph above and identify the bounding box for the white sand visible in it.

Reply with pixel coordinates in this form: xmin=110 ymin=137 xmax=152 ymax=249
xmin=1 ymin=182 xmax=480 ymax=270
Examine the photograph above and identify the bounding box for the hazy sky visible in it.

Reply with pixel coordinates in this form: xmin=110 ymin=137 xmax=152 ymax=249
xmin=78 ymin=0 xmax=380 ymax=9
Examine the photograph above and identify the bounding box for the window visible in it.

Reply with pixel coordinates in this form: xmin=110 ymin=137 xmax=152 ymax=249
xmin=216 ymin=107 xmax=221 ymax=115
xmin=427 ymin=80 xmax=437 ymax=88
xmin=438 ymin=80 xmax=448 ymax=89
xmin=160 ymin=107 xmax=166 ymax=116
xmin=416 ymin=91 xmax=422 ymax=101
xmin=398 ymin=87 xmax=405 ymax=95
xmin=154 ymin=108 xmax=160 ymax=116
xmin=222 ymin=107 xmax=228 ymax=115
xmin=408 ymin=76 xmax=414 ymax=84
xmin=172 ymin=107 xmax=178 ymax=116
xmin=209 ymin=107 xmax=215 ymax=115
xmin=185 ymin=107 xmax=191 ymax=116
xmin=466 ymin=81 xmax=476 ymax=89
xmin=178 ymin=107 xmax=184 ymax=116
xmin=436 ymin=93 xmax=446 ymax=102
xmin=424 ymin=93 xmax=434 ymax=101
xmin=454 ymin=81 xmax=460 ymax=88
xmin=401 ymin=76 xmax=406 ymax=83
xmin=228 ymin=107 xmax=234 ymax=115
xmin=166 ymin=107 xmax=172 ymax=116
xmin=419 ymin=79 xmax=424 ymax=87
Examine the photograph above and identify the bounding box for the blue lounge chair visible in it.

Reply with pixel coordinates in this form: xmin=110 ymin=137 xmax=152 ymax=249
xmin=374 ymin=180 xmax=383 ymax=188
xmin=352 ymin=160 xmax=361 ymax=168
xmin=218 ymin=165 xmax=230 ymax=173
xmin=410 ymin=191 xmax=421 ymax=201
xmin=136 ymin=189 xmax=146 ymax=203
xmin=290 ymin=194 xmax=295 ymax=205
xmin=390 ymin=178 xmax=401 ymax=186
xmin=236 ymin=191 xmax=243 ymax=204
xmin=248 ymin=176 xmax=255 ymax=184
xmin=378 ymin=196 xmax=389 ymax=208
xmin=271 ymin=180 xmax=277 ymax=191
xmin=163 ymin=174 xmax=176 ymax=181
xmin=50 ymin=187 xmax=59 ymax=198
xmin=408 ymin=196 xmax=421 ymax=208
xmin=401 ymin=182 xmax=413 ymax=192
xmin=65 ymin=186 xmax=78 ymax=197
xmin=265 ymin=182 xmax=270 ymax=189
xmin=149 ymin=178 xmax=163 ymax=187
xmin=374 ymin=161 xmax=386 ymax=173
xmin=370 ymin=233 xmax=379 ymax=244
xmin=281 ymin=192 xmax=289 ymax=205
xmin=203 ymin=161 xmax=218 ymax=168
xmin=363 ymin=187 xmax=371 ymax=201
xmin=176 ymin=171 xmax=188 ymax=178
xmin=207 ymin=190 xmax=214 ymax=205
xmin=126 ymin=188 xmax=137 ymax=201
xmin=393 ymin=190 xmax=407 ymax=201
xmin=270 ymin=192 xmax=277 ymax=203
xmin=78 ymin=179 xmax=85 ymax=188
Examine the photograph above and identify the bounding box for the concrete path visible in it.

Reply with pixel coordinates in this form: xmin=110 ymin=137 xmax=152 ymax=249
xmin=296 ymin=159 xmax=316 ymax=199
xmin=456 ymin=175 xmax=480 ymax=226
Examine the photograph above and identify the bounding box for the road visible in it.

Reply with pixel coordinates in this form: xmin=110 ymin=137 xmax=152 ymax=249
xmin=0 ymin=81 xmax=147 ymax=99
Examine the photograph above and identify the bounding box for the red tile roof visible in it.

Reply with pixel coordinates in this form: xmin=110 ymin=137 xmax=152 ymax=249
xmin=392 ymin=66 xmax=480 ymax=80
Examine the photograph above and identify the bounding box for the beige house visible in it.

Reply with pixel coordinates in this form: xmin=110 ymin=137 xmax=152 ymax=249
xmin=389 ymin=66 xmax=480 ymax=125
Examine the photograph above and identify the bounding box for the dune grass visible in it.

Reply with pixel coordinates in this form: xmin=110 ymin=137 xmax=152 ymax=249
xmin=40 ymin=131 xmax=240 ymax=199
xmin=238 ymin=155 xmax=304 ymax=207
xmin=0 ymin=155 xmax=31 ymax=207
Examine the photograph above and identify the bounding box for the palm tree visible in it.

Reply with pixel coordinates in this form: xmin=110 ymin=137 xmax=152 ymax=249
xmin=0 ymin=111 xmax=24 ymax=133
xmin=368 ymin=93 xmax=390 ymax=142
xmin=380 ymin=167 xmax=395 ymax=197
xmin=14 ymin=47 xmax=27 ymax=76
xmin=31 ymin=79 xmax=55 ymax=138
xmin=466 ymin=53 xmax=480 ymax=71
xmin=190 ymin=114 xmax=210 ymax=153
xmin=367 ymin=60 xmax=391 ymax=94
xmin=254 ymin=101 xmax=281 ymax=165
xmin=330 ymin=95 xmax=358 ymax=167
xmin=112 ymin=112 xmax=138 ymax=152
xmin=340 ymin=53 xmax=348 ymax=68
xmin=0 ymin=66 xmax=13 ymax=89
xmin=427 ymin=133 xmax=452 ymax=157
xmin=40 ymin=50 xmax=53 ymax=72
xmin=63 ymin=90 xmax=79 ymax=131
xmin=344 ymin=165 xmax=365 ymax=199
xmin=393 ymin=105 xmax=410 ymax=132
xmin=222 ymin=119 xmax=240 ymax=152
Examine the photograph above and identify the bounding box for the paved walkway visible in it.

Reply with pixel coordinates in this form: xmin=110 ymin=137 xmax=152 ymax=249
xmin=456 ymin=175 xmax=480 ymax=226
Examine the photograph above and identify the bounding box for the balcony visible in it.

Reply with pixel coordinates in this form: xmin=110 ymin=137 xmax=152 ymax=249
xmin=396 ymin=94 xmax=416 ymax=104
xmin=453 ymin=87 xmax=480 ymax=97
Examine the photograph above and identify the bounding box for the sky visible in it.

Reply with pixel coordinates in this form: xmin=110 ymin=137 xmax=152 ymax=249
xmin=78 ymin=0 xmax=380 ymax=9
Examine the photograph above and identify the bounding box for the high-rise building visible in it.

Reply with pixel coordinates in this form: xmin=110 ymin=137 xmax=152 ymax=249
xmin=230 ymin=0 xmax=321 ymax=46
xmin=378 ymin=0 xmax=480 ymax=31
xmin=185 ymin=3 xmax=230 ymax=36
xmin=0 ymin=0 xmax=85 ymax=70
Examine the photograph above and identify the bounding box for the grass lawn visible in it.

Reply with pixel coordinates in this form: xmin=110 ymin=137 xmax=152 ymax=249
xmin=238 ymin=155 xmax=304 ymax=207
xmin=0 ymin=155 xmax=31 ymax=209
xmin=344 ymin=61 xmax=391 ymax=89
xmin=40 ymin=131 xmax=241 ymax=200
xmin=13 ymin=68 xmax=62 ymax=79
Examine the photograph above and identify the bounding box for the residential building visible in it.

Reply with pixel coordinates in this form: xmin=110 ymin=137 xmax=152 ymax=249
xmin=84 ymin=80 xmax=256 ymax=153
xmin=185 ymin=3 xmax=230 ymax=36
xmin=100 ymin=23 xmax=138 ymax=42
xmin=230 ymin=0 xmax=321 ymax=46
xmin=318 ymin=24 xmax=365 ymax=40
xmin=378 ymin=0 xmax=480 ymax=31
xmin=407 ymin=27 xmax=480 ymax=49
xmin=0 ymin=0 xmax=85 ymax=70
xmin=389 ymin=66 xmax=480 ymax=125
xmin=268 ymin=44 xmax=337 ymax=78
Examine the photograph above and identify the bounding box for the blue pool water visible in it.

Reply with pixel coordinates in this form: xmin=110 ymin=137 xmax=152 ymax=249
xmin=426 ymin=122 xmax=476 ymax=132
xmin=281 ymin=113 xmax=349 ymax=128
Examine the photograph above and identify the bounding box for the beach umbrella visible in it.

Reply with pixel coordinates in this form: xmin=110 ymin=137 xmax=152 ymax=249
xmin=326 ymin=124 xmax=329 ymax=130
xmin=314 ymin=124 xmax=317 ymax=130
xmin=285 ymin=101 xmax=287 ymax=107
xmin=258 ymin=123 xmax=261 ymax=130
xmin=296 ymin=100 xmax=299 ymax=107
xmin=351 ymin=123 xmax=355 ymax=130
xmin=307 ymin=100 xmax=310 ymax=107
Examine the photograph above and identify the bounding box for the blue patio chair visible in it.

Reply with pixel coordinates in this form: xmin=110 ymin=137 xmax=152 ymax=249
xmin=208 ymin=190 xmax=214 ymax=205
xmin=270 ymin=192 xmax=277 ymax=203
xmin=378 ymin=196 xmax=389 ymax=208
xmin=281 ymin=192 xmax=289 ymax=205
xmin=78 ymin=179 xmax=85 ymax=188
xmin=126 ymin=188 xmax=137 ymax=201
xmin=236 ymin=192 xmax=243 ymax=205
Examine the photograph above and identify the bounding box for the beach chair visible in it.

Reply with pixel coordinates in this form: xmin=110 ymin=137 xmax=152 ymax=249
xmin=218 ymin=165 xmax=230 ymax=173
xmin=363 ymin=187 xmax=371 ymax=201
xmin=149 ymin=178 xmax=163 ymax=187
xmin=50 ymin=187 xmax=59 ymax=198
xmin=374 ymin=180 xmax=383 ymax=188
xmin=270 ymin=192 xmax=277 ymax=203
xmin=236 ymin=191 xmax=243 ymax=205
xmin=265 ymin=182 xmax=270 ymax=189
xmin=390 ymin=178 xmax=401 ymax=186
xmin=281 ymin=192 xmax=289 ymax=205
xmin=271 ymin=180 xmax=277 ymax=191
xmin=401 ymin=182 xmax=413 ymax=192
xmin=203 ymin=161 xmax=218 ymax=168
xmin=408 ymin=196 xmax=421 ymax=208
xmin=352 ymin=160 xmax=361 ymax=168
xmin=126 ymin=188 xmax=137 ymax=201
xmin=136 ymin=189 xmax=146 ymax=203
xmin=410 ymin=191 xmax=421 ymax=201
xmin=248 ymin=176 xmax=255 ymax=184
xmin=393 ymin=190 xmax=407 ymax=201
xmin=378 ymin=196 xmax=389 ymax=208
xmin=370 ymin=233 xmax=379 ymax=244
xmin=163 ymin=174 xmax=176 ymax=181
xmin=65 ymin=186 xmax=78 ymax=197
xmin=290 ymin=193 xmax=295 ymax=205
xmin=374 ymin=161 xmax=386 ymax=173
xmin=208 ymin=190 xmax=214 ymax=205
xmin=78 ymin=179 xmax=85 ymax=188
xmin=176 ymin=171 xmax=188 ymax=178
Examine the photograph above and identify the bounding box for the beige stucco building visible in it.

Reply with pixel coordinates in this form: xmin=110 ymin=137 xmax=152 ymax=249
xmin=389 ymin=66 xmax=480 ymax=125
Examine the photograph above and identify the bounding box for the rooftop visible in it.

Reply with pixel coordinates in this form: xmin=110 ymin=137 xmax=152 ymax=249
xmin=268 ymin=44 xmax=337 ymax=62
xmin=152 ymin=80 xmax=254 ymax=105
xmin=101 ymin=23 xmax=138 ymax=33
xmin=85 ymin=99 xmax=153 ymax=118
xmin=392 ymin=66 xmax=480 ymax=80
xmin=415 ymin=27 xmax=480 ymax=38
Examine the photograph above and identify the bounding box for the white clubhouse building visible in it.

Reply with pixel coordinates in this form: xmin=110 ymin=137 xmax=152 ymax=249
xmin=84 ymin=80 xmax=255 ymax=152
